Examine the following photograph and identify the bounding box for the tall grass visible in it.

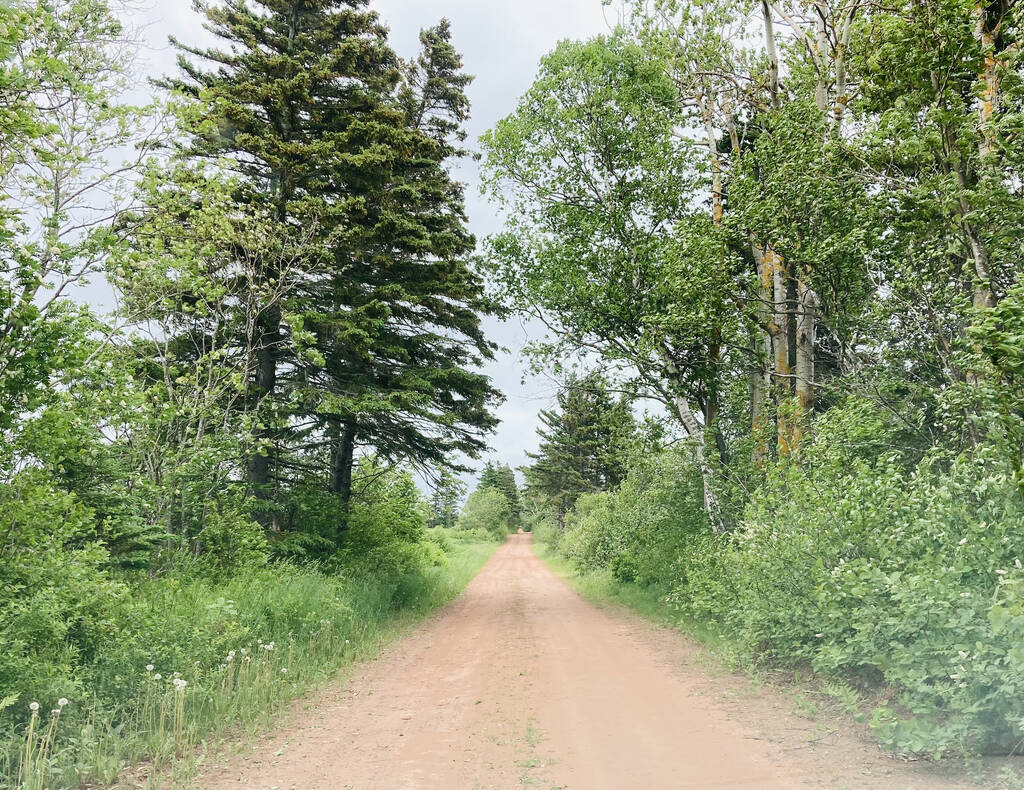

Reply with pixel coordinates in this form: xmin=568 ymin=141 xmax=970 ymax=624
xmin=531 ymin=541 xmax=735 ymax=657
xmin=0 ymin=533 xmax=496 ymax=790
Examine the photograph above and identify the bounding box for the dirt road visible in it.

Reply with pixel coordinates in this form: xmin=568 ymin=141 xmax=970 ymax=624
xmin=200 ymin=534 xmax=978 ymax=790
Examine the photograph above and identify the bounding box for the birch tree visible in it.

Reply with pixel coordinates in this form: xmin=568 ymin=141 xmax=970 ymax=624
xmin=482 ymin=36 xmax=739 ymax=529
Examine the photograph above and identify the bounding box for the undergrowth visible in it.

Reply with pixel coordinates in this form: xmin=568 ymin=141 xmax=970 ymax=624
xmin=0 ymin=531 xmax=496 ymax=790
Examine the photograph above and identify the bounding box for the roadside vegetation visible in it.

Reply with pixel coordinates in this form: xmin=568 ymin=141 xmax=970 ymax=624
xmin=486 ymin=0 xmax=1024 ymax=760
xmin=0 ymin=0 xmax=499 ymax=787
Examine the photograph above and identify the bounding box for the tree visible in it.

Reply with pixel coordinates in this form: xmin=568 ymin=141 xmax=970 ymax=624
xmin=158 ymin=2 xmax=500 ymax=535
xmin=0 ymin=0 xmax=152 ymax=438
xmin=481 ymin=36 xmax=739 ymax=529
xmin=457 ymin=485 xmax=512 ymax=540
xmin=313 ymin=18 xmax=501 ymax=525
xmin=524 ymin=373 xmax=635 ymax=525
xmin=429 ymin=469 xmax=465 ymax=529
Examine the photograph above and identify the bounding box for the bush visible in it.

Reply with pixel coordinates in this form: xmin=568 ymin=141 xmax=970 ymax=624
xmin=547 ymin=397 xmax=1024 ymax=756
xmin=0 ymin=522 xmax=498 ymax=787
xmin=457 ymin=487 xmax=513 ymax=540
xmin=677 ymin=408 xmax=1024 ymax=755
xmin=559 ymin=448 xmax=707 ymax=586
xmin=332 ymin=461 xmax=442 ymax=580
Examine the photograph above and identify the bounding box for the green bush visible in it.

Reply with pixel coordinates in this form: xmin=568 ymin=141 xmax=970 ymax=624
xmin=332 ymin=462 xmax=444 ymax=579
xmin=547 ymin=397 xmax=1024 ymax=756
xmin=0 ymin=532 xmax=497 ymax=788
xmin=559 ymin=449 xmax=706 ymax=586
xmin=457 ymin=487 xmax=513 ymax=540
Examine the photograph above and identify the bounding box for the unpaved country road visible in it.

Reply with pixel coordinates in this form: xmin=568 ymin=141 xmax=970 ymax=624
xmin=200 ymin=535 xmax=976 ymax=790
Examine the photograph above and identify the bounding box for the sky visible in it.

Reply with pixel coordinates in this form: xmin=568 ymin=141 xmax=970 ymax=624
xmin=119 ymin=0 xmax=616 ymax=485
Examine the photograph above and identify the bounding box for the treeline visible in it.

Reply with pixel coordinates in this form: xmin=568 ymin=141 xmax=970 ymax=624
xmin=0 ymin=0 xmax=498 ymax=785
xmin=457 ymin=461 xmax=522 ymax=539
xmin=489 ymin=0 xmax=1024 ymax=757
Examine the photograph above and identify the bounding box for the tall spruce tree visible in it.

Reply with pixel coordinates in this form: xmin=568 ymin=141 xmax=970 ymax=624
xmin=311 ymin=18 xmax=500 ymax=527
xmin=159 ymin=3 xmax=498 ymax=535
xmin=429 ymin=469 xmax=465 ymax=529
xmin=524 ymin=373 xmax=635 ymax=524
xmin=160 ymin=0 xmax=402 ymax=519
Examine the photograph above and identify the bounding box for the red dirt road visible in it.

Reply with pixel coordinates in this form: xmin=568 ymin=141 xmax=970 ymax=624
xmin=200 ymin=535 xmax=976 ymax=790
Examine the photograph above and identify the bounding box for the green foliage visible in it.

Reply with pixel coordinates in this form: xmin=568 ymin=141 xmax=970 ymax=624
xmin=429 ymin=469 xmax=466 ymax=530
xmin=544 ymin=396 xmax=1024 ymax=756
xmin=524 ymin=372 xmax=637 ymax=522
xmin=333 ymin=461 xmax=443 ymax=580
xmin=556 ymin=448 xmax=707 ymax=586
xmin=457 ymin=486 xmax=514 ymax=541
xmin=0 ymin=538 xmax=497 ymax=788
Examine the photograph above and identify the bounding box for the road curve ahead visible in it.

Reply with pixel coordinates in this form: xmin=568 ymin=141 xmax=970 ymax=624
xmin=202 ymin=533 xmax=806 ymax=789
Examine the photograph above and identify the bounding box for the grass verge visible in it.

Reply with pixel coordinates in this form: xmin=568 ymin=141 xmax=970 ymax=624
xmin=3 ymin=534 xmax=497 ymax=790
xmin=531 ymin=542 xmax=732 ymax=655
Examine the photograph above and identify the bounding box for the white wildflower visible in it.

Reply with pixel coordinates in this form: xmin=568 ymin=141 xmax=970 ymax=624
xmin=958 ymin=537 xmax=968 ymax=546
xmin=173 ymin=678 xmax=188 ymax=690
xmin=146 ymin=664 xmax=154 ymax=672
xmin=281 ymin=668 xmax=287 ymax=674
xmin=57 ymin=698 xmax=68 ymax=707
xmin=154 ymin=673 xmax=162 ymax=680
xmin=29 ymin=702 xmax=39 ymax=712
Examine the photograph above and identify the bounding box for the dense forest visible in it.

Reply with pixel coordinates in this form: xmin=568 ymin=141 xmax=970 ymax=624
xmin=6 ymin=0 xmax=1024 ymax=786
xmin=481 ymin=0 xmax=1024 ymax=760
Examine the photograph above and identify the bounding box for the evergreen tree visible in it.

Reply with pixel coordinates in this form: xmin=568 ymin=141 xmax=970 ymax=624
xmin=156 ymin=3 xmax=499 ymax=535
xmin=429 ymin=469 xmax=465 ymax=529
xmin=524 ymin=373 xmax=635 ymax=524
xmin=312 ymin=19 xmax=501 ymax=526
xmin=492 ymin=464 xmax=521 ymax=528
xmin=478 ymin=461 xmax=500 ymax=490
xmin=475 ymin=461 xmax=520 ymax=527
xmin=159 ymin=0 xmax=402 ymax=519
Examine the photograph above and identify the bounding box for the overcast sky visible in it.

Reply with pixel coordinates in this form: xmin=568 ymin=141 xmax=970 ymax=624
xmin=120 ymin=0 xmax=615 ymax=484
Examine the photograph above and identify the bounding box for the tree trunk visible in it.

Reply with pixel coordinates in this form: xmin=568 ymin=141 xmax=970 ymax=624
xmin=699 ymin=88 xmax=724 ymax=226
xmin=970 ymin=0 xmax=1002 ymax=311
xmin=330 ymin=421 xmax=357 ymax=540
xmin=660 ymin=348 xmax=725 ymax=532
xmin=247 ymin=302 xmax=280 ymax=526
xmin=750 ymin=239 xmax=773 ymax=465
xmin=794 ymin=274 xmax=817 ymax=448
xmin=768 ymin=250 xmax=796 ymax=455
xmin=762 ymin=0 xmax=780 ymax=111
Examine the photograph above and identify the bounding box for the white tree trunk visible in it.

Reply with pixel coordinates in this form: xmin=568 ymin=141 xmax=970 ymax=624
xmin=660 ymin=349 xmax=726 ymax=532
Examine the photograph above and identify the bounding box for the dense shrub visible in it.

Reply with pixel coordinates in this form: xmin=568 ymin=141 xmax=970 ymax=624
xmin=0 ymin=452 xmax=491 ymax=786
xmin=544 ymin=398 xmax=1024 ymax=756
xmin=559 ymin=449 xmax=706 ymax=586
xmin=457 ymin=487 xmax=514 ymax=540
